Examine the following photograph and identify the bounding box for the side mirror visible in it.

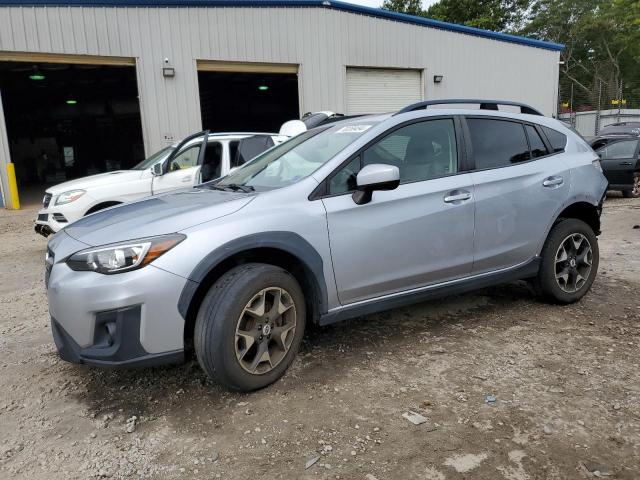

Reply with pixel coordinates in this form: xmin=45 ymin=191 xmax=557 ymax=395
xmin=352 ymin=164 xmax=400 ymax=205
xmin=151 ymin=162 xmax=163 ymax=176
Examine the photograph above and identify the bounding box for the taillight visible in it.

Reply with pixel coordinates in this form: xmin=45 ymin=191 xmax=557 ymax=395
xmin=592 ymin=159 xmax=603 ymax=172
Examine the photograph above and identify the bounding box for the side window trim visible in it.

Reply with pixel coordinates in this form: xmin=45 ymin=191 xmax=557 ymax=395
xmin=311 ymin=115 xmax=464 ymax=200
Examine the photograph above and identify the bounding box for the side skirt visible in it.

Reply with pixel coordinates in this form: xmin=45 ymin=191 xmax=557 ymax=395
xmin=319 ymin=257 xmax=540 ymax=326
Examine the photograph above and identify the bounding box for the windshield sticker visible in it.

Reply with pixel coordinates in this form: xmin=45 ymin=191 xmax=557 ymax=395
xmin=336 ymin=125 xmax=373 ymax=133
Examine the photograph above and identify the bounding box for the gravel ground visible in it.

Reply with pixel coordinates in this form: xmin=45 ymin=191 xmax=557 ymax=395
xmin=0 ymin=197 xmax=639 ymax=480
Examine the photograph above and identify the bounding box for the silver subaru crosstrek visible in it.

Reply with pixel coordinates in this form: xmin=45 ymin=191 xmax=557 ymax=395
xmin=46 ymin=100 xmax=608 ymax=391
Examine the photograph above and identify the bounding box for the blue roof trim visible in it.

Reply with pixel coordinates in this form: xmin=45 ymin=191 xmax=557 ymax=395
xmin=0 ymin=0 xmax=564 ymax=51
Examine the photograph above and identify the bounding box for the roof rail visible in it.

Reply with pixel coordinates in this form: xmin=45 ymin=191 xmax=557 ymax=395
xmin=395 ymin=99 xmax=544 ymax=116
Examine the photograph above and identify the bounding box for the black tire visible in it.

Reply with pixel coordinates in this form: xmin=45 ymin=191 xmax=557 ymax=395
xmin=534 ymin=218 xmax=599 ymax=304
xmin=194 ymin=263 xmax=306 ymax=391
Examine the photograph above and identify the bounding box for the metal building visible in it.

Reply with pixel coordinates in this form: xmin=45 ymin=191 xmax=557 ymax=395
xmin=0 ymin=0 xmax=563 ymax=208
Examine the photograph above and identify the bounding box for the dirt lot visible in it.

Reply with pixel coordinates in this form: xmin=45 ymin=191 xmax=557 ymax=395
xmin=1 ymin=197 xmax=639 ymax=480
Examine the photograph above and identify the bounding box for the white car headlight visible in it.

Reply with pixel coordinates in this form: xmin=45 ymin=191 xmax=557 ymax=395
xmin=66 ymin=234 xmax=185 ymax=274
xmin=55 ymin=189 xmax=86 ymax=205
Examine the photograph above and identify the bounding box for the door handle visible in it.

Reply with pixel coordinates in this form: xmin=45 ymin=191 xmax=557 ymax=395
xmin=444 ymin=191 xmax=472 ymax=203
xmin=543 ymin=176 xmax=564 ymax=187
xmin=619 ymin=161 xmax=633 ymax=166
xmin=181 ymin=175 xmax=192 ymax=183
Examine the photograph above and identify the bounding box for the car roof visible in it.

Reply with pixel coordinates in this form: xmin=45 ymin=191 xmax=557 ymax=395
xmin=317 ymin=109 xmax=569 ymax=140
xmin=207 ymin=132 xmax=281 ymax=138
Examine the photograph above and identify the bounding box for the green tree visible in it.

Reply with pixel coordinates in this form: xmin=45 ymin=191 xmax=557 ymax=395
xmin=424 ymin=0 xmax=529 ymax=32
xmin=381 ymin=0 xmax=424 ymax=16
xmin=522 ymin=0 xmax=640 ymax=108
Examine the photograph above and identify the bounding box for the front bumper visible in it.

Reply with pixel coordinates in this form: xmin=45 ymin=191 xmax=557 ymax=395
xmin=47 ymin=250 xmax=195 ymax=367
xmin=35 ymin=194 xmax=95 ymax=236
xmin=51 ymin=309 xmax=183 ymax=367
xmin=35 ymin=211 xmax=67 ymax=237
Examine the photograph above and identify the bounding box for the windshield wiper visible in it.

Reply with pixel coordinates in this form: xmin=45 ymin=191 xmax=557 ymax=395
xmin=215 ymin=183 xmax=255 ymax=193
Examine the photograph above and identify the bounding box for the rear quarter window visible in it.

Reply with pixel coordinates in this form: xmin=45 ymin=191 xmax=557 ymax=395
xmin=542 ymin=126 xmax=567 ymax=153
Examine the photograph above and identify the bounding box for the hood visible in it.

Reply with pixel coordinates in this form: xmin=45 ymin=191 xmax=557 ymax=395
xmin=63 ymin=188 xmax=254 ymax=246
xmin=46 ymin=170 xmax=143 ymax=195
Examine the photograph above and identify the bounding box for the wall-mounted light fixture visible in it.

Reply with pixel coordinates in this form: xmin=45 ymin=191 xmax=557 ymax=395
xmin=433 ymin=75 xmax=444 ymax=84
xmin=162 ymin=58 xmax=175 ymax=77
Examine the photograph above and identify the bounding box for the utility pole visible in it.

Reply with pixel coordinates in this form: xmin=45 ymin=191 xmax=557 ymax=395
xmin=570 ymin=82 xmax=575 ymax=127
xmin=617 ymin=79 xmax=623 ymax=123
xmin=595 ymin=80 xmax=602 ymax=136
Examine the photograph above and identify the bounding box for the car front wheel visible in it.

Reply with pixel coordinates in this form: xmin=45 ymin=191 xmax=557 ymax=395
xmin=194 ymin=263 xmax=306 ymax=391
xmin=534 ymin=219 xmax=599 ymax=304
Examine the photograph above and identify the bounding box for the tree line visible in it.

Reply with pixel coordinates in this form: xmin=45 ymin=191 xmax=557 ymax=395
xmin=382 ymin=0 xmax=640 ymax=110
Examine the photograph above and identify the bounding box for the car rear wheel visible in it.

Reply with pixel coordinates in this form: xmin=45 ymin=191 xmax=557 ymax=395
xmin=534 ymin=219 xmax=599 ymax=304
xmin=622 ymin=173 xmax=640 ymax=198
xmin=194 ymin=263 xmax=306 ymax=391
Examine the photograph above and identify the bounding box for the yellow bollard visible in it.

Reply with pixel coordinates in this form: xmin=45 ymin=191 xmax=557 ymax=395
xmin=6 ymin=162 xmax=20 ymax=210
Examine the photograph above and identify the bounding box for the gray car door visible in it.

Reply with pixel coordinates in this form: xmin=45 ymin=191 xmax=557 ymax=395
xmin=321 ymin=117 xmax=475 ymax=305
xmin=466 ymin=118 xmax=570 ymax=274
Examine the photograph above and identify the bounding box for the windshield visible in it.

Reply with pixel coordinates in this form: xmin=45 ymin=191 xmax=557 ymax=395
xmin=215 ymin=122 xmax=376 ymax=191
xmin=132 ymin=146 xmax=175 ymax=170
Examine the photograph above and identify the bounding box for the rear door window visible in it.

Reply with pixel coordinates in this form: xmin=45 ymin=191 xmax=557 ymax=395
xmin=467 ymin=118 xmax=530 ymax=169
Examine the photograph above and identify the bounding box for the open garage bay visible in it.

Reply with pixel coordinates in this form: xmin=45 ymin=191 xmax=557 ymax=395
xmin=0 ymin=60 xmax=145 ymax=204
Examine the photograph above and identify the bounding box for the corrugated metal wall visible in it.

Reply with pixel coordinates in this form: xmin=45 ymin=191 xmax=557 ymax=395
xmin=0 ymin=5 xmax=560 ymax=156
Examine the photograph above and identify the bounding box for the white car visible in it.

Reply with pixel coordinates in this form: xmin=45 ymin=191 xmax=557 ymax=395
xmin=34 ymin=131 xmax=287 ymax=236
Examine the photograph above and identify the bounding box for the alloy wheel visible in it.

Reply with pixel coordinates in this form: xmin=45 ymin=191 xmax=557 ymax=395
xmin=554 ymin=233 xmax=593 ymax=293
xmin=235 ymin=287 xmax=297 ymax=374
xmin=633 ymin=174 xmax=640 ymax=198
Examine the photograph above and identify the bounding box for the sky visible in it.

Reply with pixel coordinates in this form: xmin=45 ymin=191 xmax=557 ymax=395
xmin=345 ymin=0 xmax=438 ymax=9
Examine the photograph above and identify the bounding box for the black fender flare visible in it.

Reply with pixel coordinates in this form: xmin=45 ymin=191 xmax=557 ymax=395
xmin=177 ymin=231 xmax=328 ymax=320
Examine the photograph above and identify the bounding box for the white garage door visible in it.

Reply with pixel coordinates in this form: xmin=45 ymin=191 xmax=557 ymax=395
xmin=346 ymin=68 xmax=423 ymax=115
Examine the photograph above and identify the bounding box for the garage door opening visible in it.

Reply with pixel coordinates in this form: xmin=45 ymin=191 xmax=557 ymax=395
xmin=346 ymin=67 xmax=423 ymax=115
xmin=0 ymin=60 xmax=144 ymax=205
xmin=198 ymin=70 xmax=299 ymax=133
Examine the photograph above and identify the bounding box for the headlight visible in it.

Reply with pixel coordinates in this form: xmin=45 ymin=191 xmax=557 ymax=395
xmin=55 ymin=189 xmax=86 ymax=205
xmin=66 ymin=234 xmax=185 ymax=274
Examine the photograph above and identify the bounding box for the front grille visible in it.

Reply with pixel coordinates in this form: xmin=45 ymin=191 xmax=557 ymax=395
xmin=45 ymin=248 xmax=54 ymax=289
xmin=43 ymin=193 xmax=52 ymax=209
